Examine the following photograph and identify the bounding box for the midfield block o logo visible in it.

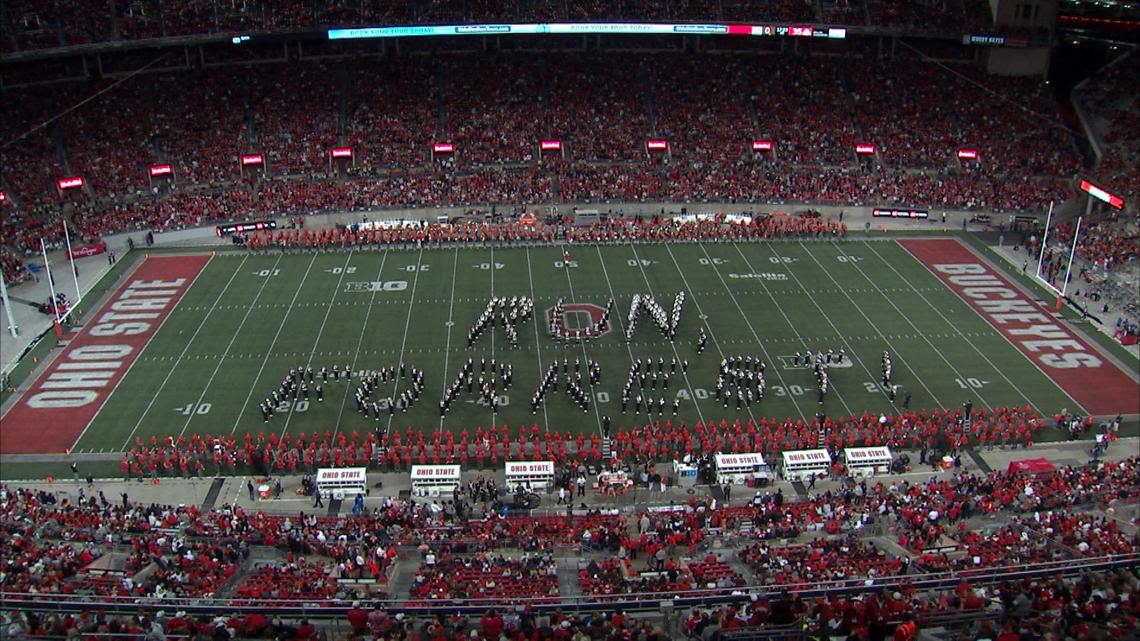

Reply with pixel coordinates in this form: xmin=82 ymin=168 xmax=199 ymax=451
xmin=546 ymin=303 xmax=611 ymax=340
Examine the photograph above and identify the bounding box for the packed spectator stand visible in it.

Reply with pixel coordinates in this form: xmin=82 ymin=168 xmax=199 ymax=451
xmin=3 ymin=5 xmax=1138 ymax=639
xmin=1 ymin=445 xmax=1137 ymax=639
xmin=0 ymin=46 xmax=1096 ymax=280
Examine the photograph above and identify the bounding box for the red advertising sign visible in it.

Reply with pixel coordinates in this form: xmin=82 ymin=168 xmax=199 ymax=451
xmin=330 ymin=147 xmax=353 ymax=158
xmin=752 ymin=140 xmax=773 ymax=151
xmin=855 ymin=144 xmax=877 ymax=155
xmin=957 ymin=148 xmax=979 ymax=160
xmin=1079 ymin=180 xmax=1124 ymax=209
xmin=149 ymin=164 xmax=173 ymax=177
xmin=57 ymin=176 xmax=85 ymax=190
xmin=67 ymin=242 xmax=107 ymax=260
xmin=646 ymin=139 xmax=669 ymax=151
xmin=432 ymin=143 xmax=455 ymax=153
xmin=540 ymin=140 xmax=562 ymax=151
xmin=240 ymin=154 xmax=264 ymax=166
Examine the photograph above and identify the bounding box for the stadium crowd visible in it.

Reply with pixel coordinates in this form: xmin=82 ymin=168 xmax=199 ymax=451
xmin=1 ymin=451 xmax=1137 ymax=639
xmin=0 ymin=49 xmax=1098 ymax=277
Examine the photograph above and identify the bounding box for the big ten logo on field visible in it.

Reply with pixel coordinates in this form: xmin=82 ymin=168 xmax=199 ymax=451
xmin=344 ymin=280 xmax=408 ymax=293
xmin=546 ymin=303 xmax=612 ymax=341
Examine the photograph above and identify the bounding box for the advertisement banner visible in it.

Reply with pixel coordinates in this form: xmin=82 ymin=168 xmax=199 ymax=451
xmin=67 ymin=242 xmax=107 ymax=260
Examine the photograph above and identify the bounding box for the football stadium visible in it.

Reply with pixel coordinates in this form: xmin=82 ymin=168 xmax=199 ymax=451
xmin=0 ymin=1 xmax=1138 ymax=639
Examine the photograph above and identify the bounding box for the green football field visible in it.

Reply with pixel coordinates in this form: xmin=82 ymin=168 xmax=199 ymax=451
xmin=69 ymin=239 xmax=1091 ymax=454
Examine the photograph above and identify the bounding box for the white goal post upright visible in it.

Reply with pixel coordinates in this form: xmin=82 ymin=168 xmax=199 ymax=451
xmin=1035 ymin=200 xmax=1053 ymax=282
xmin=0 ymin=277 xmax=16 ymax=337
xmin=40 ymin=238 xmax=63 ymax=334
xmin=62 ymin=220 xmax=83 ymax=311
xmin=38 ymin=221 xmax=86 ymax=337
xmin=1060 ymin=216 xmax=1083 ymax=303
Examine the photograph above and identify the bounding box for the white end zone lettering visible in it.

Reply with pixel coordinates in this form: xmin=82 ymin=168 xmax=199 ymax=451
xmin=932 ymin=262 xmax=1102 ymax=369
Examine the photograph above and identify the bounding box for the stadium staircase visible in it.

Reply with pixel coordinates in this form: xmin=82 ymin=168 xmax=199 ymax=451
xmin=433 ymin=62 xmax=447 ymax=154
xmin=556 ymin=557 xmax=584 ymax=598
xmin=337 ymin=67 xmax=349 ymax=151
xmin=385 ymin=548 xmax=422 ymax=601
xmin=53 ymin=123 xmax=74 ymax=185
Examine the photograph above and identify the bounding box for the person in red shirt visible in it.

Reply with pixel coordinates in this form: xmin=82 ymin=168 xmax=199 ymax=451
xmin=294 ymin=619 xmax=315 ymax=640
xmin=480 ymin=610 xmax=504 ymax=639
xmin=892 ymin=616 xmax=918 ymax=641
xmin=346 ymin=602 xmax=368 ymax=635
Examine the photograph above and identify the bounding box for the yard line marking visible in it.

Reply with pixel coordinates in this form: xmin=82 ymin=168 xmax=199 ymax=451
xmin=840 ymin=241 xmax=989 ymax=408
xmin=383 ymin=247 xmax=425 ymax=436
xmin=792 ymin=243 xmax=944 ymax=407
xmin=866 ymin=240 xmax=1050 ymax=410
xmin=438 ymin=247 xmax=461 ymax=430
xmin=227 ymin=253 xmax=320 ymax=435
xmin=596 ymin=244 xmax=691 ymax=427
xmin=332 ymin=249 xmax=390 ymax=442
xmin=695 ymin=243 xmax=806 ymax=421
xmin=279 ymin=251 xmax=356 ymax=439
xmin=757 ymin=243 xmax=895 ymax=410
xmin=525 ymin=247 xmax=552 ymax=433
xmin=730 ymin=243 xmax=855 ymax=416
xmin=117 ymin=253 xmax=255 ymax=448
xmin=558 ymin=246 xmax=607 ymax=438
xmin=661 ymin=244 xmax=759 ymax=426
xmin=488 ymin=244 xmax=497 ymax=425
xmin=624 ymin=242 xmax=707 ymax=425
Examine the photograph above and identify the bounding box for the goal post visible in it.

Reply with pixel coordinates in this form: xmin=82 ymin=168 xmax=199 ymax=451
xmin=38 ymin=220 xmax=86 ymax=334
xmin=1033 ymin=201 xmax=1082 ymax=311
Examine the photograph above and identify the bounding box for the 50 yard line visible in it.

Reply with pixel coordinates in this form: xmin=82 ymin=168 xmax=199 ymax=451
xmin=557 ymin=245 xmax=606 ymax=438
xmin=489 ymin=244 xmax=496 ymax=424
xmin=438 ymin=247 xmax=460 ymax=429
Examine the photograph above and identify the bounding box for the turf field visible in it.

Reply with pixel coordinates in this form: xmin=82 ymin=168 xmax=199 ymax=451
xmin=7 ymin=238 xmax=1136 ymax=455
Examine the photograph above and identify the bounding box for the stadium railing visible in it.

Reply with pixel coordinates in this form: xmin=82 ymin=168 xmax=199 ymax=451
xmin=2 ymin=553 xmax=1135 ymax=619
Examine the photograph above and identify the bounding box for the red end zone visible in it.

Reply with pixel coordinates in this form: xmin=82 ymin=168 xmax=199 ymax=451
xmin=1 ymin=255 xmax=210 ymax=454
xmin=900 ymin=239 xmax=1138 ymax=416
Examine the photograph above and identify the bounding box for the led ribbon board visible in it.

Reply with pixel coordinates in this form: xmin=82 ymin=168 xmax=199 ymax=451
xmin=329 ymin=23 xmax=846 ymax=40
